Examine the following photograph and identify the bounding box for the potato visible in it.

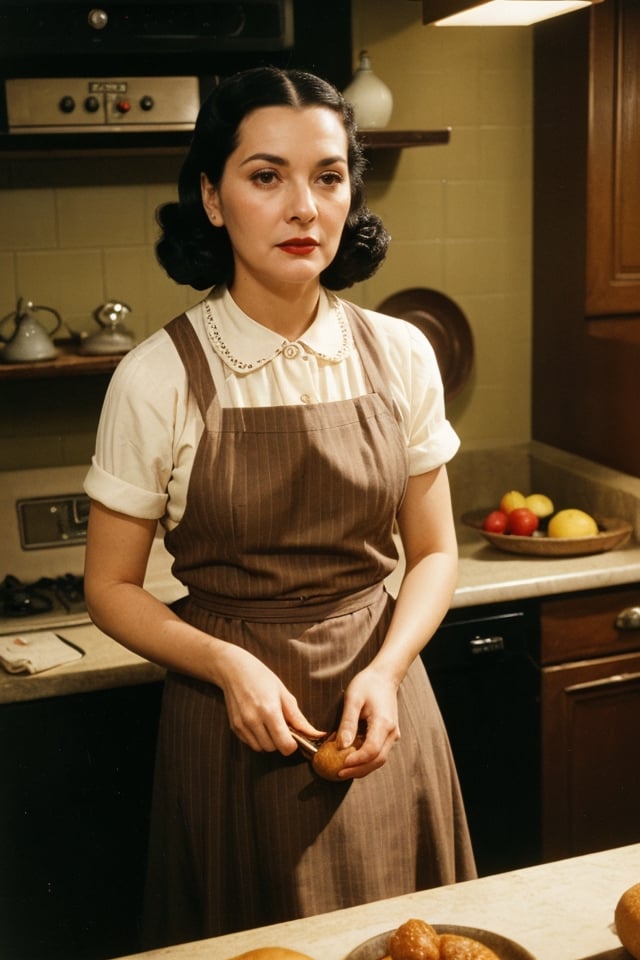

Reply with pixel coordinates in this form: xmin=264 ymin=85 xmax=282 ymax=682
xmin=312 ymin=731 xmax=364 ymax=781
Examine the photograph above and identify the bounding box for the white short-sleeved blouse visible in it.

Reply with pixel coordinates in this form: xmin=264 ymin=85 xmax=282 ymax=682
xmin=84 ymin=286 xmax=460 ymax=530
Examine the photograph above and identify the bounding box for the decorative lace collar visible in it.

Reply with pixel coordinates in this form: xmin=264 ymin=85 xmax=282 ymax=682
xmin=201 ymin=286 xmax=353 ymax=374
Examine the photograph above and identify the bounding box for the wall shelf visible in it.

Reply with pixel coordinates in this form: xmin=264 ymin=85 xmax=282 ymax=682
xmin=0 ymin=344 xmax=121 ymax=379
xmin=0 ymin=129 xmax=450 ymax=381
xmin=360 ymin=129 xmax=451 ymax=148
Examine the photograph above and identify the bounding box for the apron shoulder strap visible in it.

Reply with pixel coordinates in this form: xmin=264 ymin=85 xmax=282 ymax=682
xmin=340 ymin=299 xmax=398 ymax=409
xmin=164 ymin=313 xmax=217 ymax=418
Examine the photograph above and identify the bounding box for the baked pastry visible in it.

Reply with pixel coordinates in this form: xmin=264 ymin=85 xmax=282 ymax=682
xmin=388 ymin=918 xmax=440 ymax=960
xmin=312 ymin=731 xmax=365 ymax=781
xmin=438 ymin=933 xmax=500 ymax=959
xmin=385 ymin=920 xmax=502 ymax=960
xmin=615 ymin=882 xmax=640 ymax=959
xmin=229 ymin=948 xmax=316 ymax=959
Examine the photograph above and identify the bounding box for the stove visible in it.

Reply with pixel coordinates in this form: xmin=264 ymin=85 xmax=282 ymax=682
xmin=1 ymin=464 xmax=183 ymax=638
xmin=1 ymin=573 xmax=87 ymax=631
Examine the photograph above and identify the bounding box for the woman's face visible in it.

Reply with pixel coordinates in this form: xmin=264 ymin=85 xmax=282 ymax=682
xmin=201 ymin=105 xmax=352 ymax=297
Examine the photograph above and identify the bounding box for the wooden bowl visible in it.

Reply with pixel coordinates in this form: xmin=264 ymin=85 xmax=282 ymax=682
xmin=462 ymin=510 xmax=633 ymax=557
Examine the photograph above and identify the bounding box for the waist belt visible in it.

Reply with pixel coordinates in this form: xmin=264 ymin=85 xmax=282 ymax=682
xmin=186 ymin=581 xmax=386 ymax=624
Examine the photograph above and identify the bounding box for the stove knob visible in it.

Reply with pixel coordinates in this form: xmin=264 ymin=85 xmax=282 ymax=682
xmin=88 ymin=8 xmax=109 ymax=30
xmin=139 ymin=95 xmax=154 ymax=112
xmin=59 ymin=95 xmax=76 ymax=114
xmin=116 ymin=100 xmax=132 ymax=114
xmin=84 ymin=95 xmax=101 ymax=113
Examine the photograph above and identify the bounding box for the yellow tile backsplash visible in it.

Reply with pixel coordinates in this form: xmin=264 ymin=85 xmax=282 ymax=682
xmin=0 ymin=2 xmax=532 ymax=470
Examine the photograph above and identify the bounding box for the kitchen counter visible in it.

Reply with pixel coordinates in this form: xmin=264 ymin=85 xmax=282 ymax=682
xmin=0 ymin=549 xmax=181 ymax=704
xmin=452 ymin=531 xmax=640 ymax=609
xmin=114 ymin=842 xmax=639 ymax=959
xmin=449 ymin=440 xmax=640 ymax=608
xmin=4 ymin=441 xmax=640 ymax=703
xmin=4 ymin=533 xmax=640 ymax=705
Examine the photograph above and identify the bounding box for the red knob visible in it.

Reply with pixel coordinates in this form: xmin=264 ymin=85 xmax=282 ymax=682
xmin=116 ymin=100 xmax=131 ymax=114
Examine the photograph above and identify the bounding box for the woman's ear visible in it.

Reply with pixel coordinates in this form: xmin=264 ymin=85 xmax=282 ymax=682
xmin=201 ymin=173 xmax=224 ymax=226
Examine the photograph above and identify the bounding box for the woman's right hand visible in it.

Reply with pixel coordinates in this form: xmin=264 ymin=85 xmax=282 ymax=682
xmin=215 ymin=642 xmax=324 ymax=755
xmin=84 ymin=503 xmax=323 ymax=757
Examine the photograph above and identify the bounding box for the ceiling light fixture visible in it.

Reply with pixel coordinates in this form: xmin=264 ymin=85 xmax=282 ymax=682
xmin=420 ymin=0 xmax=602 ymax=27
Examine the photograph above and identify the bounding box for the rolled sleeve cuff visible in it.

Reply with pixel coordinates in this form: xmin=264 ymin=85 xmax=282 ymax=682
xmin=408 ymin=421 xmax=460 ymax=476
xmin=84 ymin=458 xmax=168 ymax=520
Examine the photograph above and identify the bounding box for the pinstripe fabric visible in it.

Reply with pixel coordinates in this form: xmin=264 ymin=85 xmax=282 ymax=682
xmin=143 ymin=302 xmax=475 ymax=948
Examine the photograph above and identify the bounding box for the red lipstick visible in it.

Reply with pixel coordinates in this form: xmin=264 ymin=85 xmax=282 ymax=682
xmin=277 ymin=237 xmax=318 ymax=255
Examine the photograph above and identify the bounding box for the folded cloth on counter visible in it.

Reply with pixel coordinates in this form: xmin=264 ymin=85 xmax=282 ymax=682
xmin=0 ymin=631 xmax=84 ymax=675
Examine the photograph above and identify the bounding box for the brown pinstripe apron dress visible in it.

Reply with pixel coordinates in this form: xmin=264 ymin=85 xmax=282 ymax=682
xmin=142 ymin=301 xmax=475 ymax=948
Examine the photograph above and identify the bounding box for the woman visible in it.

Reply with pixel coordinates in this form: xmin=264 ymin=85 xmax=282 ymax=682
xmin=83 ymin=66 xmax=476 ymax=948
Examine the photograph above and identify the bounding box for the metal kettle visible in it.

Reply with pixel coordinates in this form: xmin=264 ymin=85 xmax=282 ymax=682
xmin=0 ymin=297 xmax=62 ymax=363
xmin=80 ymin=301 xmax=136 ymax=355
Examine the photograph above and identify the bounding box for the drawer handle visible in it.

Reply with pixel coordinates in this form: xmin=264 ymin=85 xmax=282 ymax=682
xmin=566 ymin=670 xmax=640 ymax=693
xmin=615 ymin=606 xmax=640 ymax=630
xmin=469 ymin=635 xmax=505 ymax=655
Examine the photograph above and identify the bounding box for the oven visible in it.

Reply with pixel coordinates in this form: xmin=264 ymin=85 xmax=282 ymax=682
xmin=0 ymin=463 xmax=182 ymax=642
xmin=0 ymin=0 xmax=353 ymax=152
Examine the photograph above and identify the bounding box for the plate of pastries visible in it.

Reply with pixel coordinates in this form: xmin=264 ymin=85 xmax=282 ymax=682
xmin=344 ymin=918 xmax=536 ymax=960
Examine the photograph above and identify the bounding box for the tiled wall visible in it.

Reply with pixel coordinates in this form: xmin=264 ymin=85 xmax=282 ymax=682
xmin=351 ymin=3 xmax=532 ymax=450
xmin=0 ymin=2 xmax=532 ymax=470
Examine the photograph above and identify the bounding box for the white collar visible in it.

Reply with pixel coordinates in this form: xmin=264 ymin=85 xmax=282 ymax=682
xmin=201 ymin=286 xmax=353 ymax=373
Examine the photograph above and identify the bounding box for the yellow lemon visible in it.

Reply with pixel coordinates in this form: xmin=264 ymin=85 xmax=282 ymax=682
xmin=547 ymin=508 xmax=599 ymax=538
xmin=499 ymin=490 xmax=526 ymax=514
xmin=524 ymin=493 xmax=554 ymax=519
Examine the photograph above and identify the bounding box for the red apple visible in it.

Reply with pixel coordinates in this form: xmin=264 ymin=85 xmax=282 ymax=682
xmin=482 ymin=510 xmax=509 ymax=534
xmin=508 ymin=507 xmax=539 ymax=537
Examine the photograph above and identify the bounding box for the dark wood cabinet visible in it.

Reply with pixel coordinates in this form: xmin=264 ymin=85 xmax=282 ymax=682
xmin=586 ymin=0 xmax=640 ymax=317
xmin=0 ymin=682 xmax=163 ymax=960
xmin=533 ymin=0 xmax=640 ymax=477
xmin=540 ymin=585 xmax=640 ymax=861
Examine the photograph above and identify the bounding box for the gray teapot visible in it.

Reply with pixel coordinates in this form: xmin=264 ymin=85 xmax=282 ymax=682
xmin=80 ymin=300 xmax=136 ymax=355
xmin=0 ymin=297 xmax=61 ymax=363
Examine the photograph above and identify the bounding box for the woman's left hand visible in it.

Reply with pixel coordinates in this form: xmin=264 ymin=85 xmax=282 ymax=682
xmin=334 ymin=666 xmax=401 ymax=779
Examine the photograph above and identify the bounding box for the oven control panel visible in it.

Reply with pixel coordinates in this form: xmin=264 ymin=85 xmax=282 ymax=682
xmin=5 ymin=76 xmax=200 ymax=133
xmin=17 ymin=493 xmax=90 ymax=549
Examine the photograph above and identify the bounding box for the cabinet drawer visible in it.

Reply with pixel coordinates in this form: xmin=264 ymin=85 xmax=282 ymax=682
xmin=540 ymin=584 xmax=640 ymax=664
xmin=541 ymin=650 xmax=640 ymax=860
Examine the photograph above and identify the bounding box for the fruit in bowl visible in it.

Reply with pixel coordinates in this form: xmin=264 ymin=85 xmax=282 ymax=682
xmin=524 ymin=493 xmax=554 ymax=521
xmin=547 ymin=508 xmax=599 ymax=538
xmin=481 ymin=510 xmax=509 ymax=534
xmin=479 ymin=492 xmax=600 ymax=540
xmin=507 ymin=507 xmax=539 ymax=537
xmin=499 ymin=490 xmax=527 ymax=514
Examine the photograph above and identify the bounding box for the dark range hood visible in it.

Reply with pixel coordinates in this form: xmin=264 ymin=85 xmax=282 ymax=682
xmin=0 ymin=0 xmax=353 ymax=152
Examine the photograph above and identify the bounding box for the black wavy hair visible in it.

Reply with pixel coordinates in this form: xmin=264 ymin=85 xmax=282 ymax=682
xmin=155 ymin=66 xmax=390 ymax=291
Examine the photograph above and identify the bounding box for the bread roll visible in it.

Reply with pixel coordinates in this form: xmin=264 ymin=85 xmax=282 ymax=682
xmin=438 ymin=933 xmax=500 ymax=959
xmin=228 ymin=948 xmax=316 ymax=959
xmin=615 ymin=882 xmax=640 ymax=959
xmin=388 ymin=918 xmax=440 ymax=960
xmin=312 ymin=731 xmax=364 ymax=781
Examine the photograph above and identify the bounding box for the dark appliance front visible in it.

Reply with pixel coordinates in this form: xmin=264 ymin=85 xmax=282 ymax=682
xmin=421 ymin=599 xmax=541 ymax=876
xmin=0 ymin=0 xmax=353 ymax=151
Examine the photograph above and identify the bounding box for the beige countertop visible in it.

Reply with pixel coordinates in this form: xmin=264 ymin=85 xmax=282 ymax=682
xmin=3 ymin=442 xmax=640 ymax=703
xmin=448 ymin=440 xmax=640 ymax=608
xmin=4 ymin=534 xmax=640 ymax=704
xmin=451 ymin=532 xmax=640 ymax=609
xmin=114 ymin=842 xmax=639 ymax=960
